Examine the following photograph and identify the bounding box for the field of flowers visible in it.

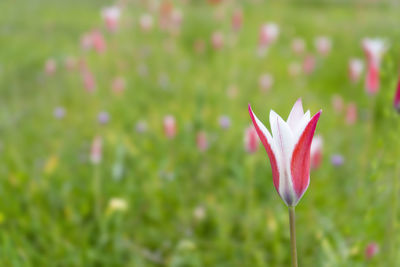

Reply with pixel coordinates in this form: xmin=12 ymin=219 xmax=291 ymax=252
xmin=1 ymin=0 xmax=400 ymax=266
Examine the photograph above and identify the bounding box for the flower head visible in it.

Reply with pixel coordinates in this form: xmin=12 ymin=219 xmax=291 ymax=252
xmin=164 ymin=115 xmax=176 ymax=139
xmin=362 ymin=38 xmax=387 ymax=94
xmin=248 ymin=99 xmax=322 ymax=206
xmin=244 ymin=125 xmax=259 ymax=154
xmin=365 ymin=242 xmax=379 ymax=260
xmin=348 ymin=58 xmax=364 ymax=83
xmin=310 ymin=135 xmax=323 ymax=169
xmin=101 ymin=6 xmax=121 ymax=32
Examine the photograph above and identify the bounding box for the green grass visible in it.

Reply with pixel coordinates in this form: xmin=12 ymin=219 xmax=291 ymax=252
xmin=0 ymin=0 xmax=400 ymax=266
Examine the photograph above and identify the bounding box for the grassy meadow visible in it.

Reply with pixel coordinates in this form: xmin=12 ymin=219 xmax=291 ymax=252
xmin=0 ymin=0 xmax=400 ymax=266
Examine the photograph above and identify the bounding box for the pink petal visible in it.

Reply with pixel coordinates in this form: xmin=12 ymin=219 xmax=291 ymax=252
xmin=248 ymin=105 xmax=280 ymax=191
xmin=290 ymin=111 xmax=321 ymax=200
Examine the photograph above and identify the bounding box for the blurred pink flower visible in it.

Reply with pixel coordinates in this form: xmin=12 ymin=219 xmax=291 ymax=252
xmin=310 ymin=135 xmax=323 ymax=169
xmin=259 ymin=73 xmax=274 ymax=92
xmin=101 ymin=6 xmax=121 ymax=32
xmin=303 ymin=54 xmax=316 ymax=75
xmin=90 ymin=136 xmax=102 ymax=165
xmin=348 ymin=58 xmax=364 ymax=83
xmin=365 ymin=242 xmax=379 ymax=260
xmin=345 ymin=102 xmax=357 ymax=125
xmin=91 ymin=30 xmax=106 ymax=53
xmin=244 ymin=125 xmax=259 ymax=154
xmin=362 ymin=38 xmax=387 ymax=95
xmin=112 ymin=77 xmax=126 ymax=95
xmin=248 ymin=99 xmax=322 ymax=206
xmin=331 ymin=94 xmax=344 ymax=113
xmin=82 ymin=70 xmax=96 ymax=92
xmin=139 ymin=14 xmax=154 ymax=32
xmin=196 ymin=131 xmax=208 ymax=152
xmin=258 ymin=23 xmax=279 ymax=56
xmin=81 ymin=33 xmax=93 ymax=51
xmin=169 ymin=9 xmax=183 ymax=35
xmin=211 ymin=31 xmax=224 ymax=50
xmin=164 ymin=115 xmax=176 ymax=139
xmin=45 ymin=58 xmax=56 ymax=75
xmin=291 ymin=38 xmax=305 ymax=55
xmin=394 ymin=75 xmax=400 ymax=112
xmin=315 ymin=36 xmax=332 ymax=56
xmin=231 ymin=8 xmax=243 ymax=32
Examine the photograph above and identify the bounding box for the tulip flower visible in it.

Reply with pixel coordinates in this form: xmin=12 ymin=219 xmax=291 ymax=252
xmin=346 ymin=102 xmax=357 ymax=125
xmin=348 ymin=58 xmax=364 ymax=83
xmin=91 ymin=30 xmax=106 ymax=54
xmin=101 ymin=6 xmax=121 ymax=32
xmin=258 ymin=23 xmax=279 ymax=56
xmin=303 ymin=54 xmax=316 ymax=75
xmin=231 ymin=8 xmax=243 ymax=32
xmin=244 ymin=125 xmax=259 ymax=154
xmin=393 ymin=76 xmax=400 ymax=112
xmin=248 ymin=99 xmax=321 ymax=267
xmin=196 ymin=131 xmax=208 ymax=152
xmin=259 ymin=73 xmax=274 ymax=92
xmin=211 ymin=31 xmax=224 ymax=50
xmin=291 ymin=38 xmax=305 ymax=55
xmin=248 ymin=99 xmax=321 ymax=206
xmin=365 ymin=242 xmax=379 ymax=260
xmin=310 ymin=135 xmax=323 ymax=169
xmin=81 ymin=33 xmax=92 ymax=51
xmin=82 ymin=70 xmax=96 ymax=92
xmin=314 ymin=36 xmax=332 ymax=56
xmin=164 ymin=115 xmax=176 ymax=139
xmin=362 ymin=38 xmax=387 ymax=95
xmin=139 ymin=14 xmax=154 ymax=32
xmin=45 ymin=58 xmax=56 ymax=75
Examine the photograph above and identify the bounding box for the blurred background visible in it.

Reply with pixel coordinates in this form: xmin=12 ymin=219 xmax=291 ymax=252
xmin=1 ymin=0 xmax=400 ymax=265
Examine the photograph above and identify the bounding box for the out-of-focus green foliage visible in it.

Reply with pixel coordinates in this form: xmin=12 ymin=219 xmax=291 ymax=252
xmin=0 ymin=0 xmax=399 ymax=266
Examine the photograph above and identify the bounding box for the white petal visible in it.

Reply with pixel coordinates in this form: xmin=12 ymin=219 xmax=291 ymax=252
xmin=287 ymin=98 xmax=304 ymax=131
xmin=270 ymin=110 xmax=297 ymax=203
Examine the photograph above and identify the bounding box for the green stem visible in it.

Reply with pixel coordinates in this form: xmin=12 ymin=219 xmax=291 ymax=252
xmin=391 ymin=164 xmax=399 ymax=265
xmin=289 ymin=206 xmax=298 ymax=267
xmin=93 ymin=165 xmax=101 ymax=220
